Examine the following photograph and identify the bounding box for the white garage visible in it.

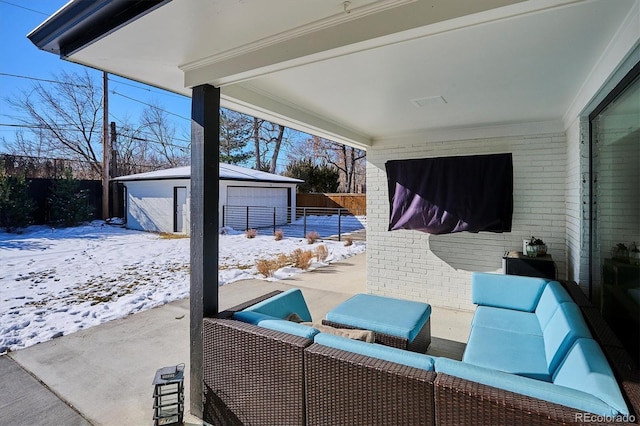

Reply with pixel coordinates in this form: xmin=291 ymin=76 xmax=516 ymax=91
xmin=113 ymin=164 xmax=302 ymax=235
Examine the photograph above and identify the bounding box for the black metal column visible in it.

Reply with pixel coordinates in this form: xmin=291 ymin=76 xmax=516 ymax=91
xmin=190 ymin=84 xmax=220 ymax=418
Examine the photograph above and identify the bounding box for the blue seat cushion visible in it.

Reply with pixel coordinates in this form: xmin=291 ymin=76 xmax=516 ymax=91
xmin=314 ymin=333 xmax=435 ymax=371
xmin=463 ymin=325 xmax=551 ymax=381
xmin=535 ymin=281 xmax=573 ymax=330
xmin=325 ymin=293 xmax=431 ymax=342
xmin=553 ymin=338 xmax=629 ymax=416
xmin=244 ymin=288 xmax=312 ymax=322
xmin=472 ymin=306 xmax=542 ymax=335
xmin=472 ymin=272 xmax=548 ymax=312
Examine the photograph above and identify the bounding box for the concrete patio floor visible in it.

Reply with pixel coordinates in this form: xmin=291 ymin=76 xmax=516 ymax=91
xmin=5 ymin=253 xmax=473 ymax=425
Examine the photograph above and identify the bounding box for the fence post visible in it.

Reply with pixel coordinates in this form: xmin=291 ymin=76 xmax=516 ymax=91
xmin=338 ymin=208 xmax=342 ymax=242
xmin=246 ymin=206 xmax=250 ymax=231
xmin=222 ymin=205 xmax=225 ymax=228
xmin=303 ymin=207 xmax=307 ymax=238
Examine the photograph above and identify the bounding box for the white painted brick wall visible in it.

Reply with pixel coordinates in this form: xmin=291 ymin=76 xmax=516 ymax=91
xmin=564 ymin=117 xmax=586 ymax=287
xmin=366 ymin=124 xmax=568 ymax=311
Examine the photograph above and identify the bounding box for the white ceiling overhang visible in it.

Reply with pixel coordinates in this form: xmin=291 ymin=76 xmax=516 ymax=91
xmin=30 ymin=0 xmax=640 ymax=148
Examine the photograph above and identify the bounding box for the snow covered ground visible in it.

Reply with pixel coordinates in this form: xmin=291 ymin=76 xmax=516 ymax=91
xmin=0 ymin=216 xmax=365 ymax=352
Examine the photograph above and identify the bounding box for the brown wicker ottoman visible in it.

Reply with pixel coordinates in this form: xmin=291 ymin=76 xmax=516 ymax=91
xmin=323 ymin=293 xmax=431 ymax=353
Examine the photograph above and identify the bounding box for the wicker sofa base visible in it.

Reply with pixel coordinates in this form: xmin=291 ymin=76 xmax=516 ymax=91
xmin=305 ymin=343 xmax=436 ymax=426
xmin=435 ymin=373 xmax=591 ymax=425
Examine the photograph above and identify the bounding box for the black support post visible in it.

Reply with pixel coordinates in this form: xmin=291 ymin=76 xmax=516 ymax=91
xmin=189 ymin=84 xmax=220 ymax=418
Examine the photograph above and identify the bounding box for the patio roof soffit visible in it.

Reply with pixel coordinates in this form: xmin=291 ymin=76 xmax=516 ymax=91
xmin=180 ymin=0 xmax=530 ymax=88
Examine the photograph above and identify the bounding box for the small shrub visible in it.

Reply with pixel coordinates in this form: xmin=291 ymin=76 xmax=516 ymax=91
xmin=306 ymin=231 xmax=320 ymax=244
xmin=245 ymin=228 xmax=257 ymax=239
xmin=344 ymin=237 xmax=353 ymax=247
xmin=256 ymin=259 xmax=276 ymax=277
xmin=48 ymin=168 xmax=94 ymax=227
xmin=255 ymin=259 xmax=271 ymax=277
xmin=315 ymin=244 xmax=328 ymax=262
xmin=274 ymin=229 xmax=284 ymax=241
xmin=256 ymin=253 xmax=290 ymax=277
xmin=0 ymin=171 xmax=35 ymax=232
xmin=290 ymin=248 xmax=313 ymax=270
xmin=275 ymin=253 xmax=289 ymax=269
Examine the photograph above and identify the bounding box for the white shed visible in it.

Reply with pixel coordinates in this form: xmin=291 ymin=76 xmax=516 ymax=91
xmin=113 ymin=164 xmax=302 ymax=234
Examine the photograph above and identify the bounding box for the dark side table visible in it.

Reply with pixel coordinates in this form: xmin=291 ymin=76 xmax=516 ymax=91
xmin=503 ymin=251 xmax=557 ymax=280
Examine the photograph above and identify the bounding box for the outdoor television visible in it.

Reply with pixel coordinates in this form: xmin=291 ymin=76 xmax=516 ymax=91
xmin=386 ymin=153 xmax=513 ymax=235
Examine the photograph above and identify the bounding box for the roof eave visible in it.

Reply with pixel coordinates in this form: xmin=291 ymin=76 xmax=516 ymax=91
xmin=28 ymin=0 xmax=172 ymax=58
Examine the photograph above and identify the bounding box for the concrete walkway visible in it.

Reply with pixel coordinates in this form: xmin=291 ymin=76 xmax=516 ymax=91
xmin=7 ymin=253 xmax=473 ymax=425
xmin=0 ymin=355 xmax=90 ymax=426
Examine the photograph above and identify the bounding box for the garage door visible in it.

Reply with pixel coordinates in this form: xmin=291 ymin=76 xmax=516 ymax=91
xmin=226 ymin=187 xmax=289 ymax=230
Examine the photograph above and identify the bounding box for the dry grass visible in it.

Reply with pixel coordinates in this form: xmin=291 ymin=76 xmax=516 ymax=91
xmin=158 ymin=232 xmax=189 ymax=239
xmin=344 ymin=236 xmax=353 ymax=247
xmin=275 ymin=253 xmax=289 ymax=269
xmin=255 ymin=253 xmax=292 ymax=277
xmin=244 ymin=228 xmax=258 ymax=239
xmin=306 ymin=231 xmax=320 ymax=244
xmin=274 ymin=229 xmax=284 ymax=241
xmin=290 ymin=248 xmax=313 ymax=270
xmin=315 ymin=244 xmax=328 ymax=262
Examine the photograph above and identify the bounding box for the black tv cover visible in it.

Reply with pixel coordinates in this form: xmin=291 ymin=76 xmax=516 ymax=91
xmin=386 ymin=153 xmax=513 ymax=234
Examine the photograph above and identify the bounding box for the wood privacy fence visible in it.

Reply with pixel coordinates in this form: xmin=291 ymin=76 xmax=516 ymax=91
xmin=296 ymin=193 xmax=366 ymax=216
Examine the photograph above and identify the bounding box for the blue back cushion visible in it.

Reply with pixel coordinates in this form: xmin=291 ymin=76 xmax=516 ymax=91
xmin=472 ymin=272 xmax=547 ymax=312
xmin=233 ymin=310 xmax=278 ymax=325
xmin=553 ymin=338 xmax=629 ymax=415
xmin=314 ymin=333 xmax=435 ymax=371
xmin=535 ymin=281 xmax=572 ymax=329
xmin=542 ymin=302 xmax=591 ymax=375
xmin=244 ymin=288 xmax=312 ymax=322
xmin=258 ymin=319 xmax=319 ymax=339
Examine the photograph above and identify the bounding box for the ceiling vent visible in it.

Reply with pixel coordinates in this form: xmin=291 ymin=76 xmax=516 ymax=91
xmin=411 ymin=96 xmax=447 ymax=108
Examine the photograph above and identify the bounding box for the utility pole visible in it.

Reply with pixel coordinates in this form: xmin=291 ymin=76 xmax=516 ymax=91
xmin=102 ymin=71 xmax=109 ymax=219
xmin=110 ymin=121 xmax=118 ymax=218
xmin=110 ymin=121 xmax=117 ymax=178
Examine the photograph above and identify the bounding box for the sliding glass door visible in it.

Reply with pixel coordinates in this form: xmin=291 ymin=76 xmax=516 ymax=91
xmin=590 ymin=63 xmax=640 ymax=361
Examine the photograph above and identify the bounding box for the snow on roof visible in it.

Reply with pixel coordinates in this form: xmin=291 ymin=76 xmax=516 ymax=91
xmin=113 ymin=164 xmax=303 ymax=183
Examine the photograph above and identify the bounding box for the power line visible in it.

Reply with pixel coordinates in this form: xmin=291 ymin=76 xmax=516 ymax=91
xmin=111 ymin=91 xmax=190 ymax=121
xmin=0 ymin=72 xmax=90 ymax=88
xmin=0 ymin=0 xmax=48 ymax=16
xmin=108 ymin=77 xmax=189 ymax=101
xmin=0 ymin=122 xmax=190 ymax=151
xmin=107 ymin=113 xmax=191 ymax=144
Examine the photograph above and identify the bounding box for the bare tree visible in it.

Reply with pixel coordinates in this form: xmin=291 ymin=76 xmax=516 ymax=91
xmin=262 ymin=122 xmax=286 ymax=174
xmin=140 ymin=102 xmax=189 ymax=167
xmin=6 ymin=69 xmax=103 ymax=178
xmin=290 ymin=136 xmax=366 ymax=192
xmin=250 ymin=119 xmax=290 ymax=173
xmin=1 ymin=129 xmax=45 ymax=158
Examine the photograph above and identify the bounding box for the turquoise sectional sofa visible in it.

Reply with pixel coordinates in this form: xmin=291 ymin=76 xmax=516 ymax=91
xmin=202 ymin=277 xmax=637 ymax=425
xmin=439 ymin=273 xmax=629 ymax=417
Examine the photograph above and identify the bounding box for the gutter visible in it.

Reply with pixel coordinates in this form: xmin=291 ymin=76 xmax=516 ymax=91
xmin=28 ymin=0 xmax=172 ymax=58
